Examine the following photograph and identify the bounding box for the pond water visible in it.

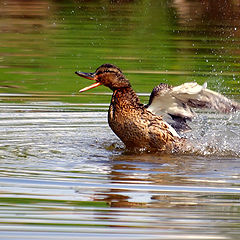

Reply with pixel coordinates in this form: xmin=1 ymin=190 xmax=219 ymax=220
xmin=0 ymin=0 xmax=240 ymax=239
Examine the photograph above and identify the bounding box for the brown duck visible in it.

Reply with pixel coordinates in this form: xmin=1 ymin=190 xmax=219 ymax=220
xmin=76 ymin=64 xmax=240 ymax=152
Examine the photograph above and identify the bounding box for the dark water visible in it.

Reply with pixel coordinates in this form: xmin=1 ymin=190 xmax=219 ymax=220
xmin=0 ymin=0 xmax=240 ymax=239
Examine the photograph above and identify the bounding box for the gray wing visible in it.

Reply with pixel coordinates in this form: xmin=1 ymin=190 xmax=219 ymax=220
xmin=172 ymin=82 xmax=240 ymax=113
xmin=146 ymin=82 xmax=240 ymax=133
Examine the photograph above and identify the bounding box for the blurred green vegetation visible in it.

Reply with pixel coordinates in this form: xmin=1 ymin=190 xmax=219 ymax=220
xmin=0 ymin=0 xmax=239 ymax=104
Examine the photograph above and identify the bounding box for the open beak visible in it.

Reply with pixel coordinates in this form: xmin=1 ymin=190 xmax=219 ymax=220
xmin=75 ymin=71 xmax=102 ymax=93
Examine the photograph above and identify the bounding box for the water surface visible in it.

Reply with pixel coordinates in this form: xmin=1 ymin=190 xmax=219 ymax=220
xmin=0 ymin=0 xmax=240 ymax=239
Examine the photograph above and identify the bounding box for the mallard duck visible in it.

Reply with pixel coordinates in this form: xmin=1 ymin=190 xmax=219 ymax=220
xmin=76 ymin=63 xmax=240 ymax=152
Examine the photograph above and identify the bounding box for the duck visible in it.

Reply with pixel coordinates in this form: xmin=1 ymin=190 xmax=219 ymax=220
xmin=75 ymin=63 xmax=240 ymax=152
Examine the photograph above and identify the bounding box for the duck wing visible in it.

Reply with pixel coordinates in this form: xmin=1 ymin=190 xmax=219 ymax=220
xmin=146 ymin=82 xmax=240 ymax=132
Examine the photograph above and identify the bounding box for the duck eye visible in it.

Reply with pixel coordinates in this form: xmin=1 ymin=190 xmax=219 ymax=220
xmin=104 ymin=70 xmax=114 ymax=73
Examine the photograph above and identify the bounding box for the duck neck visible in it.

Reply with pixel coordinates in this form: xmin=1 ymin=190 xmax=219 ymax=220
xmin=111 ymin=87 xmax=143 ymax=109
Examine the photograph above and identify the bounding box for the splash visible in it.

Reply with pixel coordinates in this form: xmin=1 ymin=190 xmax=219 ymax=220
xmin=107 ymin=111 xmax=240 ymax=157
xmin=184 ymin=111 xmax=240 ymax=157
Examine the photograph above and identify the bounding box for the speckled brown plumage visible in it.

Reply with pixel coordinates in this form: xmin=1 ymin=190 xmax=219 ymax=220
xmin=108 ymin=86 xmax=181 ymax=151
xmin=76 ymin=63 xmax=184 ymax=152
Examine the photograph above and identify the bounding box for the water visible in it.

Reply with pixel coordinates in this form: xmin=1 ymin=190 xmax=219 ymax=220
xmin=0 ymin=0 xmax=240 ymax=239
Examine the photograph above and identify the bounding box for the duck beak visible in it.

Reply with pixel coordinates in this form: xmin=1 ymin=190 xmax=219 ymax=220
xmin=75 ymin=71 xmax=102 ymax=93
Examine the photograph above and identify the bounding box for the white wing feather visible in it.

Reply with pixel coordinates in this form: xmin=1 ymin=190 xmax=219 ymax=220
xmin=147 ymin=82 xmax=240 ymax=119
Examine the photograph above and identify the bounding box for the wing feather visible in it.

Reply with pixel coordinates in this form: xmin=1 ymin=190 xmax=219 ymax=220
xmin=146 ymin=82 xmax=240 ymax=133
xmin=172 ymin=82 xmax=240 ymax=113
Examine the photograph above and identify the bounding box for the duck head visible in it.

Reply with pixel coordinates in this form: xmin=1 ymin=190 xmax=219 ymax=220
xmin=76 ymin=63 xmax=131 ymax=92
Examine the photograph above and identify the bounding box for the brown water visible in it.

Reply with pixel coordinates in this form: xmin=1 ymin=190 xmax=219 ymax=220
xmin=0 ymin=0 xmax=240 ymax=239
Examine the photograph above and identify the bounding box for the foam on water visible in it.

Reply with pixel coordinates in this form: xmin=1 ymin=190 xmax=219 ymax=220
xmin=184 ymin=111 xmax=240 ymax=157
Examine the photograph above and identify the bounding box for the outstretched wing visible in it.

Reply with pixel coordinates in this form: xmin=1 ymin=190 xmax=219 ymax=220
xmin=146 ymin=82 xmax=240 ymax=132
xmin=172 ymin=82 xmax=240 ymax=113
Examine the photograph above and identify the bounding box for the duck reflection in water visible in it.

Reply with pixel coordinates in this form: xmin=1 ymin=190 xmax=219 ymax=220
xmin=76 ymin=64 xmax=240 ymax=153
xmin=89 ymin=154 xmax=203 ymax=208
